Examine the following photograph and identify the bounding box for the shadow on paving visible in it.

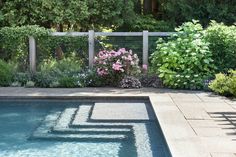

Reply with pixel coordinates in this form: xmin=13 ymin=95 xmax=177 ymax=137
xmin=209 ymin=112 xmax=236 ymax=140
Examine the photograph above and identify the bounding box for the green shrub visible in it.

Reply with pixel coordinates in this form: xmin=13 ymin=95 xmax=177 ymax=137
xmin=229 ymin=71 xmax=236 ymax=97
xmin=33 ymin=72 xmax=54 ymax=88
xmin=205 ymin=21 xmax=236 ymax=72
xmin=13 ymin=72 xmax=31 ymax=86
xmin=58 ymin=77 xmax=78 ymax=88
xmin=129 ymin=15 xmax=174 ymax=32
xmin=39 ymin=58 xmax=82 ymax=76
xmin=34 ymin=58 xmax=82 ymax=87
xmin=25 ymin=81 xmax=35 ymax=88
xmin=208 ymin=73 xmax=231 ymax=96
xmin=151 ymin=20 xmax=215 ymax=89
xmin=82 ymin=69 xmax=106 ymax=87
xmin=209 ymin=70 xmax=236 ymax=97
xmin=0 ymin=59 xmax=14 ymax=86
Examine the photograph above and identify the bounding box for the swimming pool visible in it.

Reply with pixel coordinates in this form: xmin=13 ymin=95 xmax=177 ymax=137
xmin=0 ymin=99 xmax=171 ymax=157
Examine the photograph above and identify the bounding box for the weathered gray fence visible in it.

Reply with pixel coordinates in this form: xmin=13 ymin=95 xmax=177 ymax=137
xmin=29 ymin=31 xmax=173 ymax=73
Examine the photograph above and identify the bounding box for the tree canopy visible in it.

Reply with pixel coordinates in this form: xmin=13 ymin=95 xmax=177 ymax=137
xmin=0 ymin=0 xmax=136 ymax=31
xmin=0 ymin=0 xmax=235 ymax=31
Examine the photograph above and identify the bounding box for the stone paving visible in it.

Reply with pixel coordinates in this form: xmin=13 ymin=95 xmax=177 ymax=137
xmin=0 ymin=87 xmax=236 ymax=157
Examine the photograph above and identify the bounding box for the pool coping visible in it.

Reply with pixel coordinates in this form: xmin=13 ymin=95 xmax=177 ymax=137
xmin=0 ymin=93 xmax=209 ymax=157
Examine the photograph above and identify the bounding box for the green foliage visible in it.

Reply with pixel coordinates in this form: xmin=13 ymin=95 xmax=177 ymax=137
xmin=58 ymin=76 xmax=78 ymax=88
xmin=161 ymin=0 xmax=236 ymax=27
xmin=33 ymin=72 xmax=55 ymax=88
xmin=208 ymin=73 xmax=230 ymax=95
xmin=229 ymin=71 xmax=236 ymax=97
xmin=39 ymin=58 xmax=81 ymax=76
xmin=0 ymin=0 xmax=137 ymax=31
xmin=151 ymin=20 xmax=215 ymax=89
xmin=25 ymin=81 xmax=35 ymax=88
xmin=33 ymin=58 xmax=82 ymax=87
xmin=0 ymin=26 xmax=49 ymax=54
xmin=0 ymin=26 xmax=87 ymax=71
xmin=129 ymin=15 xmax=174 ymax=32
xmin=82 ymin=69 xmax=106 ymax=87
xmin=0 ymin=0 xmax=89 ymax=28
xmin=0 ymin=59 xmax=14 ymax=86
xmin=205 ymin=21 xmax=236 ymax=72
xmin=209 ymin=70 xmax=236 ymax=97
xmin=1 ymin=0 xmax=235 ymax=32
xmin=13 ymin=72 xmax=31 ymax=86
xmin=0 ymin=25 xmax=49 ymax=70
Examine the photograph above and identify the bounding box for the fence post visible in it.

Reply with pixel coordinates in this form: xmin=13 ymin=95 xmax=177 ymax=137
xmin=88 ymin=30 xmax=95 ymax=68
xmin=29 ymin=36 xmax=36 ymax=73
xmin=143 ymin=30 xmax=149 ymax=66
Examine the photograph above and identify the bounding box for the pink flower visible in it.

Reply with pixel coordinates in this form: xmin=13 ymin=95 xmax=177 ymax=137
xmin=112 ymin=61 xmax=123 ymax=71
xmin=115 ymin=51 xmax=121 ymax=56
xmin=142 ymin=64 xmax=148 ymax=71
xmin=123 ymin=55 xmax=132 ymax=61
xmin=95 ymin=48 xmax=140 ymax=76
xmin=97 ymin=68 xmax=108 ymax=76
xmin=110 ymin=50 xmax=116 ymax=56
xmin=110 ymin=50 xmax=121 ymax=57
xmin=118 ymin=48 xmax=126 ymax=54
xmin=98 ymin=50 xmax=109 ymax=59
xmin=127 ymin=55 xmax=132 ymax=61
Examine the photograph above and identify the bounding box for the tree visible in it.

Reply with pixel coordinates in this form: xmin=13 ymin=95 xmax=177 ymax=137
xmin=159 ymin=0 xmax=236 ymax=27
xmin=0 ymin=0 xmax=137 ymax=31
xmin=0 ymin=0 xmax=89 ymax=30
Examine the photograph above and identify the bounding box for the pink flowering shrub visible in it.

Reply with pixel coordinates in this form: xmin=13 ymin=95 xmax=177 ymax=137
xmin=94 ymin=48 xmax=141 ymax=85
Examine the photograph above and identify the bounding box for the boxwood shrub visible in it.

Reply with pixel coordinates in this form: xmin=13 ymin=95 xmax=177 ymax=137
xmin=209 ymin=70 xmax=236 ymax=97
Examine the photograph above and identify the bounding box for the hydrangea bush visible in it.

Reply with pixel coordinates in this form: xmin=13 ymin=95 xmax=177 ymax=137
xmin=151 ymin=20 xmax=216 ymax=89
xmin=94 ymin=48 xmax=141 ymax=86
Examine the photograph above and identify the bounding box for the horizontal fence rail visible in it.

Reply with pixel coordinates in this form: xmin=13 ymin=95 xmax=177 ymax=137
xmin=29 ymin=31 xmax=174 ymax=73
xmin=51 ymin=32 xmax=174 ymax=37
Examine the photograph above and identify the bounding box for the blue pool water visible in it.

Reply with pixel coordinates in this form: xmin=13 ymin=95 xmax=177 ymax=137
xmin=0 ymin=100 xmax=171 ymax=157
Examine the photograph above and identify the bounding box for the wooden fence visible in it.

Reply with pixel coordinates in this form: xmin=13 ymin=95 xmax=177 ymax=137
xmin=29 ymin=31 xmax=173 ymax=73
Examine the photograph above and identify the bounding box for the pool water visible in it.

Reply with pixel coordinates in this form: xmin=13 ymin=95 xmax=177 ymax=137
xmin=0 ymin=100 xmax=171 ymax=157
